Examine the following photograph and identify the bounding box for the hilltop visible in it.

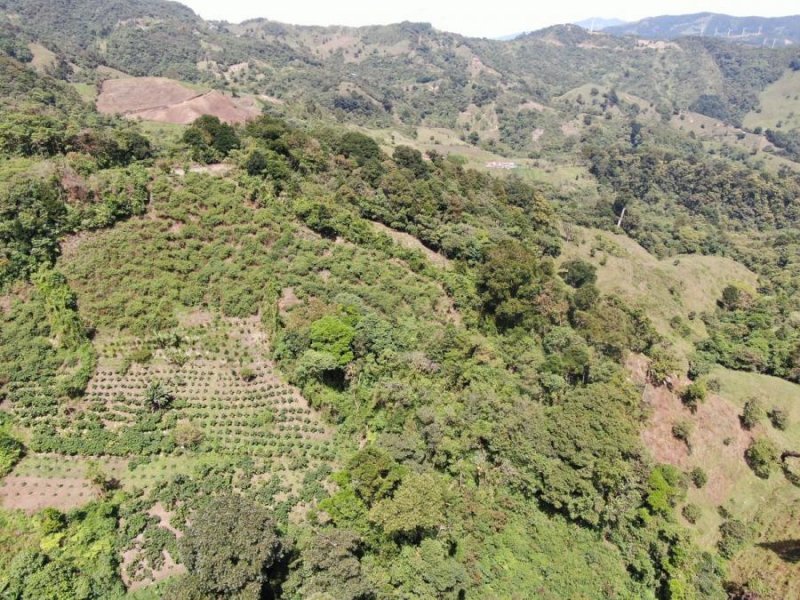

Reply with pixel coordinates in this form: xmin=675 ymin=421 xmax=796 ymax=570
xmin=605 ymin=12 xmax=800 ymax=47
xmin=0 ymin=1 xmax=799 ymax=599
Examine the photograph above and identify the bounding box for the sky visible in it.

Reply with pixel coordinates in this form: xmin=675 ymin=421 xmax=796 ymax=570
xmin=179 ymin=0 xmax=799 ymax=38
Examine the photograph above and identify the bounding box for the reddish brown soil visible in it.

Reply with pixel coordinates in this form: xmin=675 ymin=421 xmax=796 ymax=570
xmin=97 ymin=78 xmax=259 ymax=124
xmin=0 ymin=476 xmax=96 ymax=513
xmin=640 ymin=383 xmax=752 ymax=505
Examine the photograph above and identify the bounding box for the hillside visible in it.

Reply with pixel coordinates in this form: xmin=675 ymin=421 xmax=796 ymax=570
xmin=1 ymin=0 xmax=797 ymax=136
xmin=0 ymin=1 xmax=800 ymax=599
xmin=606 ymin=12 xmax=800 ymax=47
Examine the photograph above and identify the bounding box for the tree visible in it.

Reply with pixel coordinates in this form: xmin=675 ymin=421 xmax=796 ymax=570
xmin=718 ymin=519 xmax=752 ymax=558
xmin=336 ymin=132 xmax=382 ymax=166
xmin=740 ymin=397 xmax=764 ymax=430
xmin=144 ymin=380 xmax=173 ymax=411
xmin=745 ymin=438 xmax=779 ymax=479
xmin=370 ymin=472 xmax=450 ymax=541
xmin=310 ymin=315 xmax=356 ymax=367
xmin=392 ymin=145 xmax=428 ymax=178
xmin=0 ymin=175 xmax=67 ymax=285
xmin=285 ymin=529 xmax=372 ymax=600
xmin=573 ymin=283 xmax=600 ymax=310
xmin=348 ymin=446 xmax=403 ymax=505
xmin=560 ymin=258 xmax=597 ymax=288
xmin=182 ymin=115 xmax=240 ymax=164
xmin=477 ymin=240 xmax=545 ymax=330
xmin=0 ymin=430 xmax=24 ymax=476
xmin=178 ymin=494 xmax=286 ymax=598
xmin=378 ymin=538 xmax=467 ymax=599
xmin=174 ymin=422 xmax=204 ymax=449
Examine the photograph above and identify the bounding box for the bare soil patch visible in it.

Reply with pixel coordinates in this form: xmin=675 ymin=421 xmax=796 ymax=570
xmin=0 ymin=476 xmax=96 ymax=513
xmin=641 ymin=382 xmax=752 ymax=505
xmin=97 ymin=78 xmax=259 ymax=124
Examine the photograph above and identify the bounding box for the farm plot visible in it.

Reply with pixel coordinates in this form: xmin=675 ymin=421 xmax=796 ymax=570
xmin=3 ymin=315 xmax=336 ymax=514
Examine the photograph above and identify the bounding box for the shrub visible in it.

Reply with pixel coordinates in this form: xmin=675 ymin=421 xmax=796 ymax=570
xmin=768 ymin=407 xmax=788 ymax=431
xmin=745 ymin=438 xmax=779 ymax=479
xmin=740 ymin=397 xmax=764 ymax=430
xmin=682 ymin=503 xmax=701 ymax=524
xmin=690 ymin=467 xmax=708 ymax=488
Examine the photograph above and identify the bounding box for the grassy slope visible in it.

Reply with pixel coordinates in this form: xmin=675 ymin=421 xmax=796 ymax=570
xmin=706 ymin=368 xmax=800 ymax=599
xmin=743 ymin=68 xmax=800 ymax=131
xmin=562 ymin=225 xmax=800 ymax=597
xmin=559 ymin=225 xmax=757 ymax=362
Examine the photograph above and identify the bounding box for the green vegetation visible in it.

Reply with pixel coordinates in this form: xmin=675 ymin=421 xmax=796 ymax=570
xmin=745 ymin=437 xmax=780 ymax=479
xmin=0 ymin=3 xmax=799 ymax=598
xmin=175 ymin=494 xmax=286 ymax=598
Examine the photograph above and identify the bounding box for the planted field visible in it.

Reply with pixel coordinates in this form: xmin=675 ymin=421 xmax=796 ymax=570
xmin=2 ymin=314 xmax=335 ymax=515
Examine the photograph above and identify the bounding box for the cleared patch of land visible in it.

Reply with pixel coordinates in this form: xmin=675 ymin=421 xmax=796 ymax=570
xmin=27 ymin=42 xmax=55 ymax=72
xmin=637 ymin=362 xmax=800 ymax=598
xmin=96 ymin=77 xmax=260 ymax=124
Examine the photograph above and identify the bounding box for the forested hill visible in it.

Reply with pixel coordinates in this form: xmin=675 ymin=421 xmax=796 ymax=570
xmin=1 ymin=0 xmax=797 ymax=133
xmin=605 ymin=12 xmax=800 ymax=47
xmin=0 ymin=1 xmax=800 ymax=599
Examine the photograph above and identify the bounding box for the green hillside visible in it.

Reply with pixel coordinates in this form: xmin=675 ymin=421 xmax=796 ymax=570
xmin=0 ymin=2 xmax=799 ymax=599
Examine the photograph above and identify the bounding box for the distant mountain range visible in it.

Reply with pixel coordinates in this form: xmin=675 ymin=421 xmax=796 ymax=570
xmin=573 ymin=18 xmax=627 ymax=32
xmin=498 ymin=18 xmax=625 ymax=40
xmin=604 ymin=12 xmax=800 ymax=47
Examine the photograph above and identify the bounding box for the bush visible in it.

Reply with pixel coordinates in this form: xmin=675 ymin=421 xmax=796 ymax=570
xmin=740 ymin=397 xmax=764 ymax=430
xmin=174 ymin=422 xmax=204 ymax=449
xmin=646 ymin=464 xmax=686 ymax=515
xmin=682 ymin=381 xmax=707 ymax=411
xmin=672 ymin=420 xmax=692 ymax=448
xmin=682 ymin=503 xmax=701 ymax=524
xmin=648 ymin=344 xmax=680 ymax=385
xmin=768 ymin=407 xmax=789 ymax=431
xmin=717 ymin=519 xmax=752 ymax=558
xmin=690 ymin=467 xmax=708 ymax=488
xmin=745 ymin=438 xmax=779 ymax=479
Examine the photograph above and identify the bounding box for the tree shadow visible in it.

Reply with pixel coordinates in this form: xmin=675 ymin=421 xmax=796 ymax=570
xmin=757 ymin=539 xmax=800 ymax=563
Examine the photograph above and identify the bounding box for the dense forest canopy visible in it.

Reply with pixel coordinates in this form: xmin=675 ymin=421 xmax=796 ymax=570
xmin=0 ymin=1 xmax=800 ymax=599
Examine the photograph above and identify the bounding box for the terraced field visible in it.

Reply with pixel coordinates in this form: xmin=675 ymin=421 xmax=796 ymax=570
xmin=2 ymin=314 xmax=335 ymax=514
